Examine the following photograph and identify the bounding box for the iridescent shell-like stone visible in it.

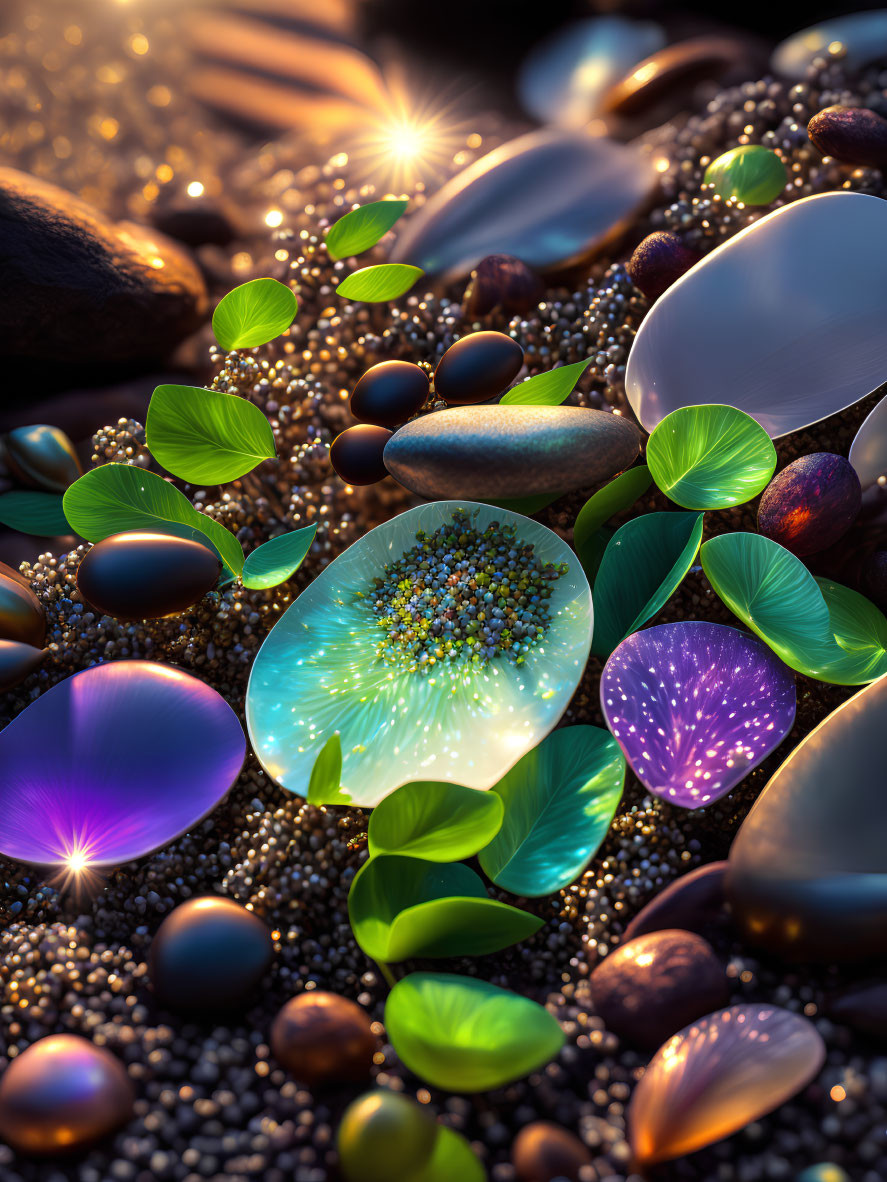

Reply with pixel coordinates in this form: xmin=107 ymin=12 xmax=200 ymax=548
xmin=0 ymin=638 xmax=45 ymax=692
xmin=2 ymin=424 xmax=82 ymax=493
xmin=622 ymin=862 xmax=729 ymax=943
xmin=626 ymin=192 xmax=887 ymax=437
xmin=512 ymin=1121 xmax=592 ymax=1182
xmin=0 ymin=568 xmax=44 ymax=646
xmin=602 ymin=36 xmax=759 ymax=118
xmin=850 ymin=392 xmax=887 ymax=522
xmin=773 ymin=11 xmax=887 ymax=80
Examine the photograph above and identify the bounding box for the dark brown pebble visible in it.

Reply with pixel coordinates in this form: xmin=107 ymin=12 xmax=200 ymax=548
xmin=808 ymin=105 xmax=887 ymax=170
xmin=602 ymin=37 xmax=756 ymax=118
xmin=0 ymin=569 xmax=44 ymax=647
xmin=270 ymin=991 xmax=377 ymax=1086
xmin=0 ymin=639 xmax=46 ymax=692
xmin=827 ymin=981 xmax=887 ymax=1039
xmin=149 ymin=195 xmax=237 ymax=247
xmin=330 ymin=424 xmax=392 ymax=485
xmin=757 ymin=453 xmax=861 ymax=557
xmin=349 ymin=361 xmax=430 ymax=428
xmin=2 ymin=424 xmax=82 ymax=493
xmin=464 ymin=254 xmax=544 ymax=318
xmin=626 ymin=231 xmax=700 ymax=300
xmin=622 ymin=861 xmax=730 ymax=943
xmin=433 ymin=330 xmax=524 ymax=405
xmin=76 ymin=531 xmax=221 ymax=621
xmin=512 ymin=1121 xmax=592 ymax=1182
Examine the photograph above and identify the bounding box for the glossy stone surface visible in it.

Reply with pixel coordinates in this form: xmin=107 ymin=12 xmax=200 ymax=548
xmin=590 ymin=929 xmax=729 ymax=1049
xmin=76 ymin=531 xmax=222 ymax=621
xmin=0 ymin=167 xmax=206 ymax=363
xmin=628 ymin=1005 xmax=825 ymax=1167
xmin=808 ymin=105 xmax=887 ymax=169
xmin=727 ymin=675 xmax=887 ymax=961
xmin=271 ymin=992 xmax=376 ymax=1086
xmin=464 ymin=255 xmax=544 ymax=319
xmin=703 ymin=145 xmax=788 ymax=206
xmin=3 ymin=424 xmax=82 ymax=493
xmin=384 ymin=406 xmax=641 ymax=501
xmin=0 ymin=1034 xmax=134 ymax=1155
xmin=0 ymin=661 xmax=244 ymax=867
xmin=0 ymin=638 xmax=45 ymax=692
xmin=337 ymin=1091 xmax=438 ymax=1182
xmin=773 ymin=12 xmax=887 ymax=80
xmin=350 ymin=361 xmax=429 ymax=428
xmin=512 ymin=1121 xmax=592 ymax=1182
xmin=390 ymin=127 xmax=657 ymax=278
xmin=602 ymin=36 xmax=757 ymax=118
xmin=623 ymin=862 xmax=730 ymax=943
xmin=849 ymin=393 xmax=887 ymax=523
xmin=626 ymin=192 xmax=887 ymax=437
xmin=827 ymin=981 xmax=887 ymax=1039
xmin=601 ymin=623 xmax=796 ymax=808
xmin=149 ymin=195 xmax=237 ymax=247
xmin=433 ymin=331 xmax=524 ymax=406
xmin=757 ymin=454 xmax=861 ymax=557
xmin=626 ymin=232 xmax=700 ymax=301
xmin=0 ymin=569 xmax=44 ymax=646
xmin=330 ymin=425 xmax=392 ymax=485
xmin=247 ymin=501 xmax=593 ymax=807
xmin=150 ymin=897 xmax=273 ymax=1012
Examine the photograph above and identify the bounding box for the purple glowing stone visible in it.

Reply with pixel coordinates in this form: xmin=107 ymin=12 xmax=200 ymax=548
xmin=0 ymin=661 xmax=245 ymax=868
xmin=600 ymin=622 xmax=796 ymax=808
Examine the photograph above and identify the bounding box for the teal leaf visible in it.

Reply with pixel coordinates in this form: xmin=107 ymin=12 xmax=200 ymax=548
xmin=647 ymin=404 xmax=776 ymax=510
xmin=573 ymin=465 xmax=651 ymax=567
xmin=348 ymin=855 xmax=542 ymax=962
xmin=337 ymin=264 xmax=424 ymax=302
xmin=326 ymin=198 xmax=409 ymax=260
xmin=404 ymin=1127 xmax=486 ymax=1182
xmin=485 ymin=491 xmax=562 ymax=515
xmin=591 ymin=512 xmax=704 ymax=657
xmin=0 ymin=491 xmax=69 ymax=537
xmin=701 ymin=531 xmax=887 ymax=684
xmin=368 ymin=781 xmax=504 ymax=862
xmin=146 ymin=384 xmax=276 ymax=484
xmin=306 ymin=732 xmax=351 ymax=806
xmin=212 ymin=278 xmax=297 ymax=351
xmin=479 ymin=726 xmax=624 ymax=896
xmin=576 ymin=526 xmax=612 ymax=587
xmin=62 ymin=464 xmax=244 ymax=576
xmin=241 ymin=524 xmax=317 ymax=590
xmin=500 ymin=358 xmax=591 ymax=407
xmin=385 ymin=972 xmax=565 ymax=1092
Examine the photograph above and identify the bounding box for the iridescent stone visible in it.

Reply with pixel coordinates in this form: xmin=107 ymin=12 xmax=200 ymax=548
xmin=849 ymin=393 xmax=887 ymax=523
xmin=757 ymin=454 xmax=861 ymax=557
xmin=796 ymin=1168 xmax=851 ymax=1182
xmin=602 ymin=36 xmax=759 ymax=118
xmin=463 ymin=255 xmax=544 ymax=319
xmin=590 ymin=930 xmax=729 ymax=1049
xmin=600 ymin=623 xmax=796 ymax=808
xmin=433 ymin=331 xmax=524 ymax=405
xmin=349 ymin=361 xmax=429 ymax=428
xmin=0 ymin=568 xmax=44 ymax=646
xmin=703 ymin=145 xmax=788 ymax=206
xmin=0 ymin=661 xmax=244 ymax=867
xmin=336 ymin=1091 xmax=438 ymax=1182
xmin=390 ymin=127 xmax=657 ymax=278
xmin=384 ymin=406 xmax=641 ymax=501
xmin=0 ymin=638 xmax=45 ymax=692
xmin=271 ymin=992 xmax=377 ymax=1086
xmin=626 ymin=231 xmax=700 ymax=300
xmin=77 ymin=531 xmax=221 ymax=620
xmin=808 ymin=105 xmax=887 ymax=169
xmin=330 ymin=424 xmax=392 ymax=485
xmin=512 ymin=1121 xmax=592 ymax=1182
xmin=727 ymin=675 xmax=887 ymax=961
xmin=149 ymin=897 xmax=273 ymax=1012
xmin=773 ymin=12 xmax=887 ymax=80
xmin=628 ymin=1005 xmax=825 ymax=1167
xmin=2 ymin=424 xmax=82 ymax=493
xmin=0 ymin=1034 xmax=134 ymax=1155
xmin=626 ymin=192 xmax=887 ymax=437
xmin=623 ymin=862 xmax=729 ymax=943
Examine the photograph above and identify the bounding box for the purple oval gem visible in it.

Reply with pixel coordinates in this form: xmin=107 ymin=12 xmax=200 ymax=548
xmin=0 ymin=661 xmax=244 ymax=867
xmin=600 ymin=622 xmax=796 ymax=808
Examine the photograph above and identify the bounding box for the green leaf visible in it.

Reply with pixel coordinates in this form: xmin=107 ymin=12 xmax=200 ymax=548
xmin=646 ymin=404 xmax=776 ymax=510
xmin=484 ymin=491 xmax=562 ymax=515
xmin=384 ymin=972 xmax=564 ymax=1092
xmin=146 ymin=384 xmax=276 ymax=484
xmin=0 ymin=491 xmax=69 ymax=536
xmin=479 ymin=726 xmax=624 ymax=897
xmin=404 ymin=1127 xmax=486 ymax=1182
xmin=306 ymin=732 xmax=352 ymax=806
xmin=701 ymin=531 xmax=887 ymax=684
xmin=500 ymin=358 xmax=591 ymax=407
xmin=212 ymin=278 xmax=297 ymax=351
xmin=242 ymin=525 xmax=317 ymax=590
xmin=591 ymin=512 xmax=704 ymax=657
xmin=574 ymin=466 xmax=651 ymax=563
xmin=348 ymin=855 xmax=542 ymax=963
xmin=336 ymin=264 xmax=424 ymax=303
xmin=368 ymin=781 xmax=503 ymax=862
xmin=62 ymin=464 xmax=244 ymax=576
xmin=326 ymin=198 xmax=409 ymax=260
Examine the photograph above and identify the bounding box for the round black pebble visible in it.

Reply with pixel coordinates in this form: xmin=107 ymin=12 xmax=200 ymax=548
xmin=512 ymin=1121 xmax=592 ymax=1182
xmin=433 ymin=330 xmax=524 ymax=405
xmin=464 ymin=254 xmax=544 ymax=318
xmin=271 ymin=991 xmax=377 ymax=1086
xmin=149 ymin=897 xmax=273 ymax=1013
xmin=626 ymin=231 xmax=700 ymax=300
xmin=350 ymin=361 xmax=429 ymax=428
xmin=330 ymin=425 xmax=392 ymax=485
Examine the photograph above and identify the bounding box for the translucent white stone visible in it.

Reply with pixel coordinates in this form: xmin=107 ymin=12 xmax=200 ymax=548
xmin=850 ymin=393 xmax=887 ymax=520
xmin=773 ymin=11 xmax=887 ymax=80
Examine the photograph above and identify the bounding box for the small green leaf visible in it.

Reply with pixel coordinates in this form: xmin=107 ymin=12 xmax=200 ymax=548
xmin=326 ymin=198 xmax=409 ymax=260
xmin=146 ymin=384 xmax=276 ymax=484
xmin=63 ymin=465 xmax=244 ymax=576
xmin=348 ymin=855 xmax=541 ymax=962
xmin=647 ymin=404 xmax=776 ymax=510
xmin=500 ymin=358 xmax=591 ymax=406
xmin=574 ymin=466 xmax=651 ymax=561
xmin=479 ymin=726 xmax=624 ymax=897
xmin=242 ymin=525 xmax=317 ymax=590
xmin=368 ymin=781 xmax=504 ymax=862
xmin=385 ymin=972 xmax=565 ymax=1092
xmin=306 ymin=732 xmax=352 ymax=806
xmin=0 ymin=491 xmax=69 ymax=537
xmin=404 ymin=1127 xmax=486 ymax=1182
xmin=212 ymin=278 xmax=297 ymax=351
xmin=591 ymin=512 xmax=704 ymax=657
xmin=336 ymin=264 xmax=424 ymax=303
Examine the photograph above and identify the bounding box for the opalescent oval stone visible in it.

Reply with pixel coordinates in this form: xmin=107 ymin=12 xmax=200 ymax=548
xmin=602 ymin=36 xmax=759 ymax=118
xmin=3 ymin=424 xmax=82 ymax=493
xmin=628 ymin=1005 xmax=825 ymax=1166
xmin=703 ymin=145 xmax=787 ymax=206
xmin=0 ymin=569 xmax=44 ymax=647
xmin=773 ymin=11 xmax=887 ymax=80
xmin=727 ymin=674 xmax=887 ymax=961
xmin=850 ymin=393 xmax=887 ymax=491
xmin=0 ymin=639 xmax=45 ymax=692
xmin=623 ymin=861 xmax=729 ymax=943
xmin=625 ymin=192 xmax=887 ymax=437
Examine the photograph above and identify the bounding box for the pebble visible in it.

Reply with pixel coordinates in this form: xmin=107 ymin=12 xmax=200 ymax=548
xmin=0 ymin=567 xmax=44 ymax=647
xmin=602 ymin=36 xmax=759 ymax=118
xmin=703 ymin=144 xmax=788 ymax=206
xmin=0 ymin=638 xmax=45 ymax=692
xmin=827 ymin=981 xmax=887 ymax=1039
xmin=350 ymin=360 xmax=430 ymax=428
xmin=850 ymin=392 xmax=887 ymax=492
xmin=433 ymin=330 xmax=524 ymax=405
xmin=808 ymin=105 xmax=887 ymax=169
xmin=149 ymin=194 xmax=238 ymax=246
xmin=0 ymin=1033 xmax=134 ymax=1155
xmin=330 ymin=424 xmax=392 ymax=485
xmin=76 ymin=530 xmax=222 ymax=620
xmin=0 ymin=167 xmax=207 ymax=363
xmin=622 ymin=861 xmax=730 ymax=943
xmin=773 ymin=11 xmax=887 ymax=79
xmin=336 ymin=1090 xmax=438 ymax=1182
xmin=626 ymin=231 xmax=699 ymax=300
xmin=270 ymin=991 xmax=377 ymax=1086
xmin=757 ymin=453 xmax=862 ymax=556
xmin=512 ymin=1120 xmax=592 ymax=1182
xmin=1 ymin=424 xmax=82 ymax=493
xmin=464 ymin=254 xmax=545 ymax=319
xmin=383 ymin=405 xmax=641 ymax=500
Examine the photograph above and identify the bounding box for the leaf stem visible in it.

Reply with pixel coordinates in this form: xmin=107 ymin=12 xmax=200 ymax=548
xmin=375 ymin=960 xmax=397 ymax=990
